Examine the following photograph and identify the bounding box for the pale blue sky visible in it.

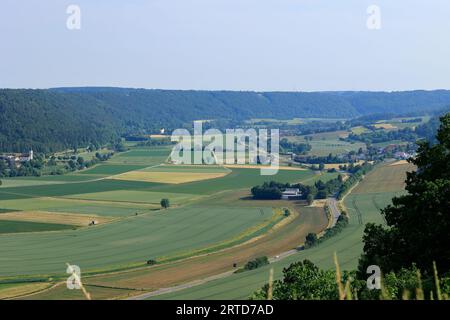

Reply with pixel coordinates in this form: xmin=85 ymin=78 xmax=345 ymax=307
xmin=1 ymin=0 xmax=449 ymax=91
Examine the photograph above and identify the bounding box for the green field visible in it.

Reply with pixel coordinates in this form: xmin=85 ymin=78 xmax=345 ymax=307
xmin=0 ymin=220 xmax=74 ymax=234
xmin=108 ymin=147 xmax=171 ymax=165
xmin=0 ymin=144 xmax=327 ymax=300
xmin=0 ymin=206 xmax=274 ymax=277
xmin=66 ymin=190 xmax=202 ymax=205
xmin=286 ymin=132 xmax=366 ymax=157
xmin=148 ymin=168 xmax=314 ymax=195
xmin=151 ymin=162 xmax=411 ymax=300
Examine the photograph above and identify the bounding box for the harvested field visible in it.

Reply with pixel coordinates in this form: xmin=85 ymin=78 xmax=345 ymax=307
xmin=113 ymin=171 xmax=229 ymax=184
xmin=389 ymin=160 xmax=409 ymax=166
xmin=352 ymin=162 xmax=415 ymax=194
xmin=374 ymin=123 xmax=397 ymax=130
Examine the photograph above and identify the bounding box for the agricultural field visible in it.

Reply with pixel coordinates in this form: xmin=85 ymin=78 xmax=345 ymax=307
xmin=0 ymin=220 xmax=74 ymax=234
xmin=286 ymin=132 xmax=365 ymax=157
xmin=0 ymin=143 xmax=324 ymax=298
xmin=0 ymin=142 xmax=410 ymax=300
xmin=23 ymin=205 xmax=328 ymax=300
xmin=149 ymin=161 xmax=413 ymax=300
xmin=0 ymin=205 xmax=276 ymax=277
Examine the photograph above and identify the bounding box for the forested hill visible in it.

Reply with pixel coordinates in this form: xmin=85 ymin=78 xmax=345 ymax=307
xmin=1 ymin=88 xmax=450 ymax=153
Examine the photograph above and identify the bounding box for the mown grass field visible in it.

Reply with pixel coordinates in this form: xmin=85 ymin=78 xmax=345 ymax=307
xmin=0 ymin=220 xmax=74 ymax=234
xmin=150 ymin=162 xmax=413 ymax=300
xmin=24 ymin=206 xmax=328 ymax=300
xmin=0 ymin=206 xmax=275 ymax=277
xmin=286 ymin=132 xmax=366 ymax=157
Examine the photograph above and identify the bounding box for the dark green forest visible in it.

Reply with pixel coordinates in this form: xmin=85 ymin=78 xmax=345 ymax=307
xmin=1 ymin=87 xmax=450 ymax=152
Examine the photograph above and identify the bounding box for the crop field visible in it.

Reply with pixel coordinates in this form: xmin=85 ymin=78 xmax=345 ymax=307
xmin=148 ymin=168 xmax=314 ymax=195
xmin=0 ymin=144 xmax=333 ymax=299
xmin=108 ymin=147 xmax=171 ymax=165
xmin=66 ymin=190 xmax=202 ymax=205
xmin=150 ymin=162 xmax=412 ymax=300
xmin=0 ymin=282 xmax=52 ymax=300
xmin=113 ymin=170 xmax=229 ymax=184
xmin=25 ymin=206 xmax=328 ymax=300
xmin=19 ymin=283 xmax=134 ymax=300
xmin=351 ymin=161 xmax=415 ymax=194
xmin=0 ymin=211 xmax=113 ymax=226
xmin=0 ymin=205 xmax=276 ymax=277
xmin=0 ymin=196 xmax=157 ymax=217
xmin=77 ymin=164 xmax=149 ymax=176
xmin=286 ymin=133 xmax=365 ymax=156
xmin=0 ymin=220 xmax=74 ymax=234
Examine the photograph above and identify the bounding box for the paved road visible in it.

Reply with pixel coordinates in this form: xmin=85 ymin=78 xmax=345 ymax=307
xmin=326 ymin=197 xmax=341 ymax=228
xmin=126 ymin=270 xmax=236 ymax=300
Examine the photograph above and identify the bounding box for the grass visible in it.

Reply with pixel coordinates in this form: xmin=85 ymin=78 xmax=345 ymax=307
xmin=25 ymin=205 xmax=328 ymax=299
xmin=20 ymin=283 xmax=135 ymax=300
xmin=0 ymin=220 xmax=74 ymax=234
xmin=78 ymin=164 xmax=149 ymax=175
xmin=0 ymin=206 xmax=274 ymax=277
xmin=149 ymin=168 xmax=314 ymax=195
xmin=0 ymin=282 xmax=52 ymax=299
xmin=286 ymin=133 xmax=365 ymax=157
xmin=0 ymin=197 xmax=156 ymax=217
xmin=0 ymin=144 xmax=320 ymax=298
xmin=150 ymin=162 xmax=411 ymax=300
xmin=0 ymin=211 xmax=114 ymax=226
xmin=66 ymin=190 xmax=202 ymax=205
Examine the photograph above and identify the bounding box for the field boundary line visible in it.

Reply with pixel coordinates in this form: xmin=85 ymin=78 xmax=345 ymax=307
xmin=4 ymin=282 xmax=59 ymax=300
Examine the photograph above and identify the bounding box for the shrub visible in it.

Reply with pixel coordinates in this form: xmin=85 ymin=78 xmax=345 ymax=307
xmin=244 ymin=256 xmax=269 ymax=271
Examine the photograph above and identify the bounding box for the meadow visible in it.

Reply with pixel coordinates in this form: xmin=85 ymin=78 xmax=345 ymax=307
xmin=286 ymin=132 xmax=366 ymax=157
xmin=150 ymin=161 xmax=413 ymax=300
xmin=0 ymin=145 xmax=320 ymax=284
xmin=0 ymin=205 xmax=275 ymax=277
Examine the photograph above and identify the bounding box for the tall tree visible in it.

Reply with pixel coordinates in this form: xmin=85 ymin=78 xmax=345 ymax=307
xmin=358 ymin=114 xmax=450 ymax=276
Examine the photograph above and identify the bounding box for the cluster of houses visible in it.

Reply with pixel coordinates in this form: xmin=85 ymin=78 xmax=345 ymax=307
xmin=0 ymin=150 xmax=34 ymax=165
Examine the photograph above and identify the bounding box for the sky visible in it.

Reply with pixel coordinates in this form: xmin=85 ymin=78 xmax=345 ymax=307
xmin=1 ymin=0 xmax=449 ymax=91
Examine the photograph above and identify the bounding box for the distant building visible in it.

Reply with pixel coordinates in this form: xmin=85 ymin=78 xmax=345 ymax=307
xmin=0 ymin=149 xmax=33 ymax=164
xmin=281 ymin=188 xmax=301 ymax=200
xmin=394 ymin=151 xmax=410 ymax=160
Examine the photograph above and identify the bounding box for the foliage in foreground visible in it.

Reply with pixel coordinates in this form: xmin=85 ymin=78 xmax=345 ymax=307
xmin=251 ymin=259 xmax=450 ymax=300
xmin=359 ymin=113 xmax=450 ymax=276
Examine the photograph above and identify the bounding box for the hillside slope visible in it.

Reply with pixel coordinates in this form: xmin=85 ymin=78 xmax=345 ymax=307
xmin=1 ymin=88 xmax=450 ymax=152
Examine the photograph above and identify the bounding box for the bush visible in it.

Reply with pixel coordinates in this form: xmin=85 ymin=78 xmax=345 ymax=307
xmin=160 ymin=198 xmax=170 ymax=208
xmin=305 ymin=233 xmax=318 ymax=248
xmin=244 ymin=256 xmax=269 ymax=271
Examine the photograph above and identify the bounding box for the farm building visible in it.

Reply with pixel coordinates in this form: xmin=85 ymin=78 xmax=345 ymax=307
xmin=281 ymin=188 xmax=302 ymax=200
